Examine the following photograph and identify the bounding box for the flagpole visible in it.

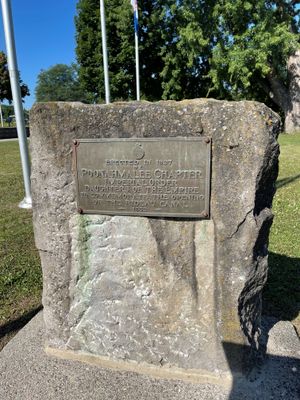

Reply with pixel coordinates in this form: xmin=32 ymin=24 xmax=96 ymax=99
xmin=100 ymin=0 xmax=110 ymax=104
xmin=135 ymin=9 xmax=140 ymax=101
xmin=0 ymin=102 xmax=4 ymax=127
xmin=131 ymin=0 xmax=140 ymax=101
xmin=1 ymin=0 xmax=32 ymax=209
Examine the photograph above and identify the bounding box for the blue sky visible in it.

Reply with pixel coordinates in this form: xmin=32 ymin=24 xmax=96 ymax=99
xmin=0 ymin=1 xmax=78 ymax=109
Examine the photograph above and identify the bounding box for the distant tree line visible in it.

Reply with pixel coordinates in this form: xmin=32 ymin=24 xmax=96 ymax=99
xmin=35 ymin=64 xmax=88 ymax=103
xmin=0 ymin=51 xmax=29 ymax=127
xmin=0 ymin=104 xmax=29 ymax=126
xmin=0 ymin=51 xmax=29 ymax=103
xmin=1 ymin=104 xmax=14 ymax=122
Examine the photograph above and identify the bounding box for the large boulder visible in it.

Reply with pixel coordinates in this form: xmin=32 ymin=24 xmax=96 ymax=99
xmin=30 ymin=99 xmax=280 ymax=380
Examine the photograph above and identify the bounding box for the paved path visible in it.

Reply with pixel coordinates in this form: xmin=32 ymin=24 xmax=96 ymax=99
xmin=0 ymin=312 xmax=299 ymax=400
xmin=0 ymin=138 xmax=19 ymax=142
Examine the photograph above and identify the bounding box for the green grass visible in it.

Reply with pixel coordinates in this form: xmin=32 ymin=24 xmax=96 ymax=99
xmin=0 ymin=142 xmax=42 ymax=328
xmin=263 ymin=133 xmax=300 ymax=331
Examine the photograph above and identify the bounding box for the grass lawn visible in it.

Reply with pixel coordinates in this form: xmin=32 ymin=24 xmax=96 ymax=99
xmin=0 ymin=134 xmax=299 ymax=349
xmin=0 ymin=141 xmax=42 ymax=349
xmin=263 ymin=133 xmax=300 ymax=332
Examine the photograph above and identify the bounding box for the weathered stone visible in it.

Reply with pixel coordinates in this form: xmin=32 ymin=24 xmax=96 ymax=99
xmin=30 ymin=99 xmax=280 ymax=378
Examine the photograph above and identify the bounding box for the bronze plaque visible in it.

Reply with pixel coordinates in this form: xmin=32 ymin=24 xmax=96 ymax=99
xmin=74 ymin=138 xmax=211 ymax=218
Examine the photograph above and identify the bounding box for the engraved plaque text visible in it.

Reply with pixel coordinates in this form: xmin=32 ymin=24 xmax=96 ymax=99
xmin=74 ymin=138 xmax=211 ymax=218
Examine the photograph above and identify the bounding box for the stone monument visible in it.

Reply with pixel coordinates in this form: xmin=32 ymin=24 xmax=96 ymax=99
xmin=30 ymin=99 xmax=280 ymax=382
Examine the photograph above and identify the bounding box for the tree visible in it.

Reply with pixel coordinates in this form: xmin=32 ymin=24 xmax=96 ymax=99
xmin=0 ymin=51 xmax=30 ymax=102
xmin=75 ymin=0 xmax=214 ymax=102
xmin=75 ymin=1 xmax=300 ymax=131
xmin=75 ymin=0 xmax=163 ymax=102
xmin=1 ymin=104 xmax=13 ymax=120
xmin=208 ymin=0 xmax=300 ymax=132
xmin=35 ymin=64 xmax=88 ymax=102
xmin=158 ymin=0 xmax=216 ymax=100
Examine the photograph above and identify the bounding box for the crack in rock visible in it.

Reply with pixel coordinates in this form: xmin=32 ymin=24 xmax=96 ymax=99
xmin=227 ymin=208 xmax=254 ymax=239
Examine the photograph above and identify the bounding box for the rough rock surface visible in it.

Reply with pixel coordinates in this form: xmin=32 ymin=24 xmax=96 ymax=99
xmin=30 ymin=99 xmax=280 ymax=376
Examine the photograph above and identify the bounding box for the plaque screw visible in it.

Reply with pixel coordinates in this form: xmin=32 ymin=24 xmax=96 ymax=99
xmin=202 ymin=212 xmax=209 ymax=218
xmin=73 ymin=139 xmax=79 ymax=146
xmin=205 ymin=138 xmax=211 ymax=144
xmin=78 ymin=208 xmax=83 ymax=214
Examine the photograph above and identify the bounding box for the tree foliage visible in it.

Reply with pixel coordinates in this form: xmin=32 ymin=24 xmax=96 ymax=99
xmin=75 ymin=0 xmax=300 ymax=129
xmin=0 ymin=104 xmax=13 ymax=120
xmin=35 ymin=64 xmax=88 ymax=102
xmin=75 ymin=0 xmax=216 ymax=102
xmin=0 ymin=51 xmax=30 ymax=102
xmin=209 ymin=1 xmax=299 ymax=104
xmin=75 ymin=0 xmax=161 ymax=102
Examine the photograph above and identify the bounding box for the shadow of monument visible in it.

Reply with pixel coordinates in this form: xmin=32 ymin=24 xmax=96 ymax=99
xmin=263 ymin=252 xmax=300 ymax=322
xmin=276 ymin=174 xmax=300 ymax=189
xmin=224 ymin=251 xmax=300 ymax=399
xmin=0 ymin=305 xmax=42 ymax=338
xmin=222 ymin=340 xmax=300 ymax=399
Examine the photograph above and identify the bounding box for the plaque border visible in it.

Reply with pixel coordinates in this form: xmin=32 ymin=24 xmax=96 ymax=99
xmin=73 ymin=137 xmax=211 ymax=219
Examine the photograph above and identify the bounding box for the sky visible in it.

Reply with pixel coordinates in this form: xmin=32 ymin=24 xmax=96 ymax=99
xmin=0 ymin=0 xmax=78 ymax=109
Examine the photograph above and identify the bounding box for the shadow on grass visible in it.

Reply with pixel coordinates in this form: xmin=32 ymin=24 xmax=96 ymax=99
xmin=0 ymin=305 xmax=43 ymax=338
xmin=263 ymin=252 xmax=300 ymax=322
xmin=276 ymin=174 xmax=300 ymax=189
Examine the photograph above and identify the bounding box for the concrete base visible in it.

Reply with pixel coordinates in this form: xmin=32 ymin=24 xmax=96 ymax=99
xmin=0 ymin=312 xmax=299 ymax=400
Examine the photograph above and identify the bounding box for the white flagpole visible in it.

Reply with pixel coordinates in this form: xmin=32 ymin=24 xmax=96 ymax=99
xmin=1 ymin=0 xmax=32 ymax=209
xmin=131 ymin=0 xmax=140 ymax=101
xmin=135 ymin=7 xmax=140 ymax=101
xmin=0 ymin=102 xmax=4 ymax=127
xmin=100 ymin=0 xmax=110 ymax=104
